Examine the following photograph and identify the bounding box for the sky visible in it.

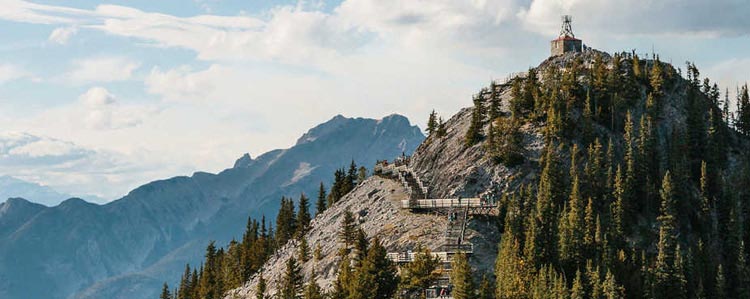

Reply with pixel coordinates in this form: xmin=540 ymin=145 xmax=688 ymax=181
xmin=0 ymin=0 xmax=748 ymax=202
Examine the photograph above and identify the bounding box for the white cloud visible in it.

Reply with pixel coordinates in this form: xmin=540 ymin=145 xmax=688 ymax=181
xmin=1 ymin=0 xmax=749 ymax=201
xmin=0 ymin=64 xmax=32 ymax=83
xmin=519 ymin=0 xmax=750 ymax=38
xmin=145 ymin=65 xmax=215 ymax=101
xmin=48 ymin=26 xmax=78 ymax=44
xmin=0 ymin=132 xmax=184 ymax=200
xmin=66 ymin=56 xmax=140 ymax=84
xmin=77 ymin=87 xmax=153 ymax=130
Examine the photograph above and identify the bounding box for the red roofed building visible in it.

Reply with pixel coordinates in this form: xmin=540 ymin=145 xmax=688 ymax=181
xmin=551 ymin=15 xmax=582 ymax=56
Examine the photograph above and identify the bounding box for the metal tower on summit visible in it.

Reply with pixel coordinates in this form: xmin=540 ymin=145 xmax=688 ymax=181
xmin=550 ymin=15 xmax=582 ymax=56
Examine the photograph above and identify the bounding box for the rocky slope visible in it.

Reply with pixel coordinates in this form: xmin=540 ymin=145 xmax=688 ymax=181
xmin=225 ymin=176 xmax=500 ymax=298
xmin=0 ymin=114 xmax=424 ymax=299
xmin=224 ymin=49 xmax=750 ymax=298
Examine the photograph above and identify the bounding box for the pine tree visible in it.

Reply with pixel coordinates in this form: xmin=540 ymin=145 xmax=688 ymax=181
xmin=560 ymin=174 xmax=586 ymax=271
xmin=177 ymin=264 xmax=192 ymax=299
xmin=571 ymin=269 xmax=585 ymax=299
xmin=332 ymin=255 xmax=353 ymax=299
xmin=654 ymin=171 xmax=682 ymax=299
xmin=352 ymin=237 xmax=398 ymax=299
xmin=436 ymin=117 xmax=447 ymax=138
xmin=315 ymin=182 xmax=327 ymax=215
xmin=296 ymin=193 xmax=311 ymax=238
xmin=398 ymin=246 xmax=440 ymax=296
xmin=496 ymin=226 xmax=527 ymax=299
xmin=478 ymin=274 xmax=496 ymax=299
xmin=427 ymin=110 xmax=438 ymax=136
xmin=199 ymin=242 xmax=222 ymax=299
xmin=160 ymin=283 xmax=172 ymax=299
xmin=339 ymin=209 xmax=357 ymax=254
xmin=255 ymin=272 xmax=267 ymax=299
xmin=451 ymin=252 xmax=475 ymax=299
xmin=276 ymin=197 xmax=297 ymax=246
xmin=490 ymin=81 xmax=501 ymax=120
xmin=466 ymin=94 xmax=485 ymax=146
xmin=279 ymin=257 xmax=303 ymax=299
xmin=603 ymin=269 xmax=625 ymax=299
xmin=650 ymin=56 xmax=664 ymax=96
xmin=715 ymin=264 xmax=726 ymax=299
xmin=357 ymin=166 xmax=367 ymax=184
xmin=526 ymin=145 xmax=563 ymax=268
xmin=738 ymin=84 xmax=750 ymax=135
xmin=298 ymin=237 xmax=310 ymax=263
xmin=303 ymin=268 xmax=324 ymax=299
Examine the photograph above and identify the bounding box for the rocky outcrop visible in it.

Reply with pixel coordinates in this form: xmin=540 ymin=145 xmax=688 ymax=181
xmin=225 ymin=176 xmax=499 ymax=299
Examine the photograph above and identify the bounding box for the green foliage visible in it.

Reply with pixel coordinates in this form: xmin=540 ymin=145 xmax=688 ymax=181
xmin=466 ymin=94 xmax=486 ymax=146
xmin=450 ymin=253 xmax=475 ymax=299
xmin=315 ymin=182 xmax=327 ymax=215
xmin=256 ymin=272 xmax=267 ymax=299
xmin=278 ymin=257 xmax=304 ymax=299
xmin=489 ymin=116 xmax=525 ymax=167
xmin=427 ymin=110 xmax=438 ymax=136
xmin=398 ymin=245 xmax=441 ymax=296
xmin=160 ymin=283 xmax=172 ymax=299
xmin=478 ymin=274 xmax=496 ymax=299
xmin=303 ymin=268 xmax=324 ymax=299
xmin=296 ymin=193 xmax=311 ymax=238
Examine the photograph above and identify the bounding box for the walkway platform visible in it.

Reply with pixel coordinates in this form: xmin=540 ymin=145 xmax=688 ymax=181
xmin=400 ymin=198 xmax=495 ymax=209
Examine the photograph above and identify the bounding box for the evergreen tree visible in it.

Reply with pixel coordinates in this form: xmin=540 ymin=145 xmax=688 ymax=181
xmin=315 ymin=182 xmax=327 ymax=215
xmin=715 ymin=265 xmax=726 ymax=299
xmin=279 ymin=257 xmax=304 ymax=299
xmin=436 ymin=117 xmax=447 ymax=138
xmin=177 ymin=264 xmax=192 ymax=299
xmin=357 ymin=166 xmax=367 ymax=184
xmin=650 ymin=56 xmax=664 ymax=96
xmin=526 ymin=145 xmax=564 ymax=268
xmin=332 ymin=255 xmax=353 ymax=299
xmin=339 ymin=209 xmax=357 ymax=254
xmin=560 ymin=175 xmax=586 ymax=271
xmin=490 ymin=81 xmax=501 ymax=120
xmin=296 ymin=193 xmax=311 ymax=238
xmin=450 ymin=252 xmax=475 ymax=299
xmin=738 ymin=84 xmax=750 ymax=135
xmin=466 ymin=94 xmax=485 ymax=146
xmin=571 ymin=269 xmax=585 ymax=299
xmin=298 ymin=237 xmax=310 ymax=263
xmin=256 ymin=272 xmax=267 ymax=299
xmin=496 ymin=227 xmax=527 ymax=298
xmin=275 ymin=197 xmax=297 ymax=246
xmin=603 ymin=269 xmax=625 ymax=299
xmin=199 ymin=242 xmax=222 ymax=299
xmin=427 ymin=110 xmax=438 ymax=136
xmin=303 ymin=268 xmax=324 ymax=299
xmin=654 ymin=171 xmax=683 ymax=299
xmin=478 ymin=274 xmax=496 ymax=299
xmin=160 ymin=283 xmax=172 ymax=299
xmin=398 ymin=246 xmax=440 ymax=297
xmin=352 ymin=237 xmax=399 ymax=299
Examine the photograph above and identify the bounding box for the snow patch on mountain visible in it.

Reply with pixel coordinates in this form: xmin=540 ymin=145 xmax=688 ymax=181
xmin=286 ymin=162 xmax=316 ymax=186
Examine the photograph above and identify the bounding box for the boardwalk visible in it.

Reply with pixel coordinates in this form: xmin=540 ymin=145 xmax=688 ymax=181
xmin=400 ymin=198 xmax=494 ymax=209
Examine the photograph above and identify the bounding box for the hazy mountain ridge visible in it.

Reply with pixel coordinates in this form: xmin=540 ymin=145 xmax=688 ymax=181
xmin=0 ymin=114 xmax=424 ymax=299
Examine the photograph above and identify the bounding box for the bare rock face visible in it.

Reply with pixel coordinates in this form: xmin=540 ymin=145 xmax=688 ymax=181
xmin=409 ymin=86 xmax=545 ymax=202
xmin=225 ymin=176 xmax=500 ymax=298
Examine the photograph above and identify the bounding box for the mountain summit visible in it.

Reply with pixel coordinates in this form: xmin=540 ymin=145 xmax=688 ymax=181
xmin=218 ymin=50 xmax=750 ymax=299
xmin=0 ymin=114 xmax=424 ymax=299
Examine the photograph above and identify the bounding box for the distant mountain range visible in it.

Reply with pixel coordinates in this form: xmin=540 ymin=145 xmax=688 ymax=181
xmin=0 ymin=176 xmax=73 ymax=206
xmin=0 ymin=114 xmax=424 ymax=299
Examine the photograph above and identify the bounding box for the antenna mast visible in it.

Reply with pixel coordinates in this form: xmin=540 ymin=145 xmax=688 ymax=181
xmin=560 ymin=15 xmax=575 ymax=38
